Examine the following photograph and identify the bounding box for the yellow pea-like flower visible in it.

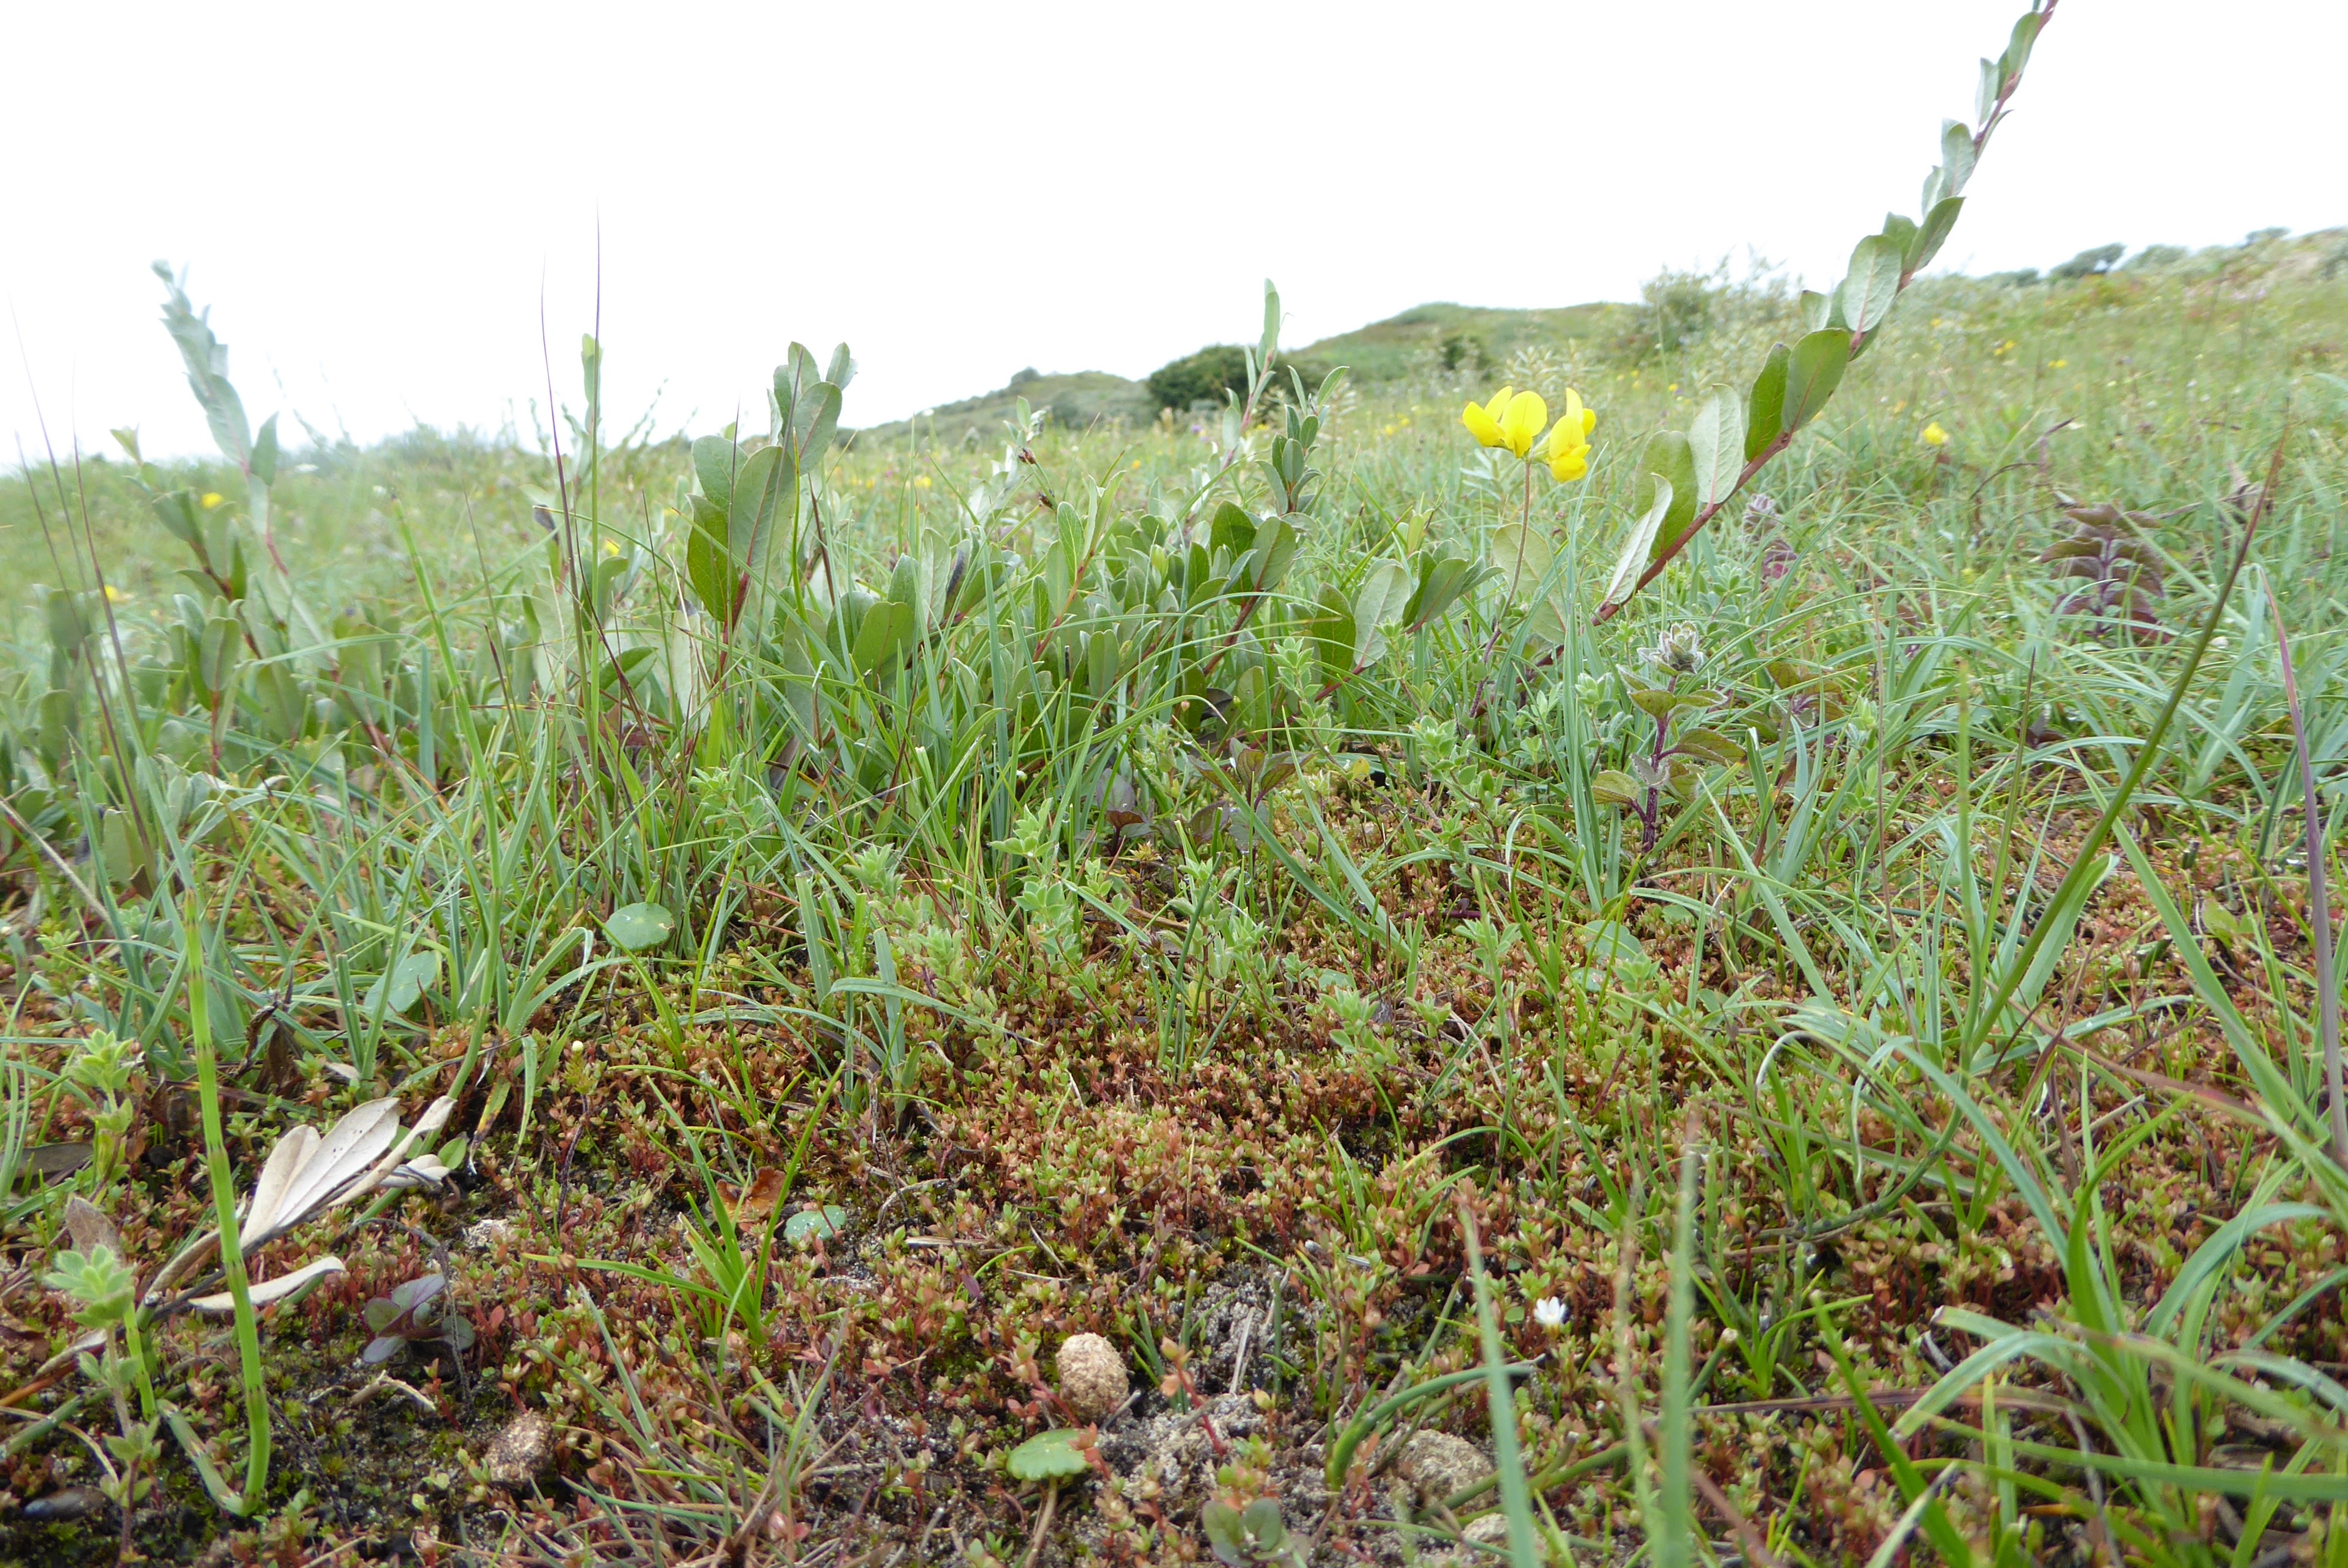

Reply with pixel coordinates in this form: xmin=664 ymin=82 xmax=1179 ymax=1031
xmin=200 ymin=492 xmax=224 ymax=509
xmin=1461 ymin=386 xmax=1548 ymax=459
xmin=1921 ymin=421 xmax=1949 ymax=446
xmin=1539 ymin=388 xmax=1598 ymax=482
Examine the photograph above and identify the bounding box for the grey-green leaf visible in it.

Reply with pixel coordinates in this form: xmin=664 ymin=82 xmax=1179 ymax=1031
xmin=1007 ymin=1429 xmax=1091 ymax=1482
xmin=604 ymin=903 xmax=674 ymax=954
xmin=366 ymin=951 xmax=441 ymax=1017
xmin=1746 ymin=344 xmax=1790 ymax=462
xmin=1782 ymin=329 xmax=1851 ymax=435
xmin=1911 ymin=195 xmax=1966 ymax=273
xmin=691 ymin=435 xmax=737 ymax=513
xmin=1350 ymin=559 xmax=1412 ymax=668
xmin=1688 ymin=391 xmax=1747 ymax=509
xmin=1941 ymin=121 xmax=1976 ymax=197
xmin=2002 ymin=11 xmax=2042 ymax=88
xmin=249 ymin=414 xmax=279 ymax=488
xmin=727 ymin=444 xmax=796 ymax=583
xmin=784 ymin=1204 xmax=847 ymax=1246
xmin=1633 ymin=431 xmax=1698 ymax=561
xmin=1602 ymin=481 xmax=1674 ymax=611
xmin=1837 ymin=235 xmax=1903 ymax=336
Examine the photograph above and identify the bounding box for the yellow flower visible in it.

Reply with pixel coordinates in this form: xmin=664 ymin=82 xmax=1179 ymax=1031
xmin=2049 ymin=358 xmax=2068 ymax=369
xmin=200 ymin=492 xmax=224 ymax=509
xmin=1922 ymin=422 xmax=1949 ymax=446
xmin=103 ymin=584 xmax=129 ymax=603
xmin=913 ymin=475 xmax=932 ymax=489
xmin=602 ymin=538 xmax=622 ymax=557
xmin=1537 ymin=389 xmax=1597 ymax=482
xmin=1461 ymin=386 xmax=1547 ymax=459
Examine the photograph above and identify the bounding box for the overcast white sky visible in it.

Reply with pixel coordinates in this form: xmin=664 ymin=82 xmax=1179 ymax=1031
xmin=5 ymin=1 xmax=2340 ymax=461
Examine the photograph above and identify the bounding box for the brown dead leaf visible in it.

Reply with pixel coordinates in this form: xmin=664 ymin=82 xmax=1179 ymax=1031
xmin=720 ymin=1167 xmax=788 ymax=1228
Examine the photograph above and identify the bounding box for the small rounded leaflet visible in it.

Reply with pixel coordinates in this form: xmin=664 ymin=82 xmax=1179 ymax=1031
xmin=603 ymin=902 xmax=674 ymax=954
xmin=1006 ymin=1428 xmax=1091 ymax=1483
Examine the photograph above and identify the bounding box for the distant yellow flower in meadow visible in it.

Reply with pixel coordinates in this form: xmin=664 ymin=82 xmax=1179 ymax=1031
xmin=1922 ymin=422 xmax=1949 ymax=446
xmin=602 ymin=538 xmax=622 ymax=557
xmin=103 ymin=583 xmax=128 ymax=603
xmin=1539 ymin=390 xmax=1597 ymax=482
xmin=200 ymin=492 xmax=224 ymax=509
xmin=1461 ymin=386 xmax=1547 ymax=459
xmin=913 ymin=475 xmax=932 ymax=489
xmin=2049 ymin=358 xmax=2068 ymax=369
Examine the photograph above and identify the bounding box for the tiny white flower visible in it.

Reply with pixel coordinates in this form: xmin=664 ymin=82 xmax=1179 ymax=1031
xmin=1534 ymin=1296 xmax=1568 ymax=1334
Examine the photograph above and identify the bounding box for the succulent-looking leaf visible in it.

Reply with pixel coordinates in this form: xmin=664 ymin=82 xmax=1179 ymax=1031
xmin=1674 ymin=728 xmax=1743 ymax=766
xmin=1580 ymin=919 xmax=1652 ymax=968
xmin=1601 ymin=481 xmax=1674 ymax=611
xmin=1910 ymin=195 xmax=1965 ymax=273
xmin=249 ymin=414 xmax=279 ymax=488
xmin=691 ymin=435 xmax=738 ymax=514
xmin=1402 ymin=553 xmax=1479 ymax=631
xmin=784 ymin=1204 xmax=848 ymax=1247
xmin=1688 ymin=391 xmax=1747 ymax=509
xmin=1590 ymin=770 xmax=1642 ymax=807
xmin=727 ymin=444 xmax=797 ymax=589
xmin=1308 ymin=586 xmax=1356 ymax=680
xmin=1633 ymin=432 xmax=1699 ymax=561
xmin=1350 ymin=559 xmax=1412 ymax=668
xmin=686 ymin=512 xmax=734 ymax=625
xmin=1249 ymin=514 xmax=1301 ymax=594
xmin=369 ymin=951 xmax=440 ymax=1016
xmin=605 ymin=903 xmax=674 ymax=954
xmin=1207 ymin=501 xmax=1254 ymax=562
xmin=1940 ymin=120 xmax=1977 ymax=196
xmin=1006 ymin=1428 xmax=1091 ymax=1482
xmin=1782 ymin=330 xmax=1851 ymax=435
xmin=1837 ymin=234 xmax=1903 ymax=335
xmin=2002 ymin=11 xmax=2041 ymax=87
xmin=1878 ymin=212 xmax=1919 ymax=265
xmin=1745 ymin=344 xmax=1790 ymax=462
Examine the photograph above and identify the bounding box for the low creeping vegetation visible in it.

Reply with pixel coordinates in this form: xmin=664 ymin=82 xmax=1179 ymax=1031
xmin=9 ymin=5 xmax=2348 ymax=1562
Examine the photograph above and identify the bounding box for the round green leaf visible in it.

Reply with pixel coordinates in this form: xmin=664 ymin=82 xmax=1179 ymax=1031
xmin=604 ymin=903 xmax=674 ymax=954
xmin=1007 ymin=1429 xmax=1091 ymax=1482
xmin=784 ymin=1204 xmax=848 ymax=1247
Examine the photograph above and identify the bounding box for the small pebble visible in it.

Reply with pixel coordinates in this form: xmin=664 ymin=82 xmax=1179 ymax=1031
xmin=484 ymin=1411 xmax=553 ymax=1489
xmin=1395 ymin=1429 xmax=1493 ymax=1504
